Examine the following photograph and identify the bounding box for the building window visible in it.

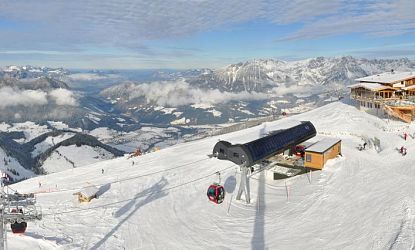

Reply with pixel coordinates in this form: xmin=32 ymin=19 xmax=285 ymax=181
xmin=306 ymin=154 xmax=312 ymax=162
xmin=219 ymin=148 xmax=224 ymax=154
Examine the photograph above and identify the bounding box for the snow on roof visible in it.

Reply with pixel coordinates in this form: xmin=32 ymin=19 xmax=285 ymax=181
xmin=348 ymin=82 xmax=394 ymax=91
xmin=356 ymin=71 xmax=415 ymax=84
xmin=79 ymin=185 xmax=99 ymax=197
xmin=306 ymin=138 xmax=341 ymax=153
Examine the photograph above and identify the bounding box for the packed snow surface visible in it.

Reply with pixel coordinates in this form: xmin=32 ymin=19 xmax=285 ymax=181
xmin=9 ymin=101 xmax=415 ymax=249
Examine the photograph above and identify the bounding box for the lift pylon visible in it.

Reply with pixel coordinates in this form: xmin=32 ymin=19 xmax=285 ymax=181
xmin=0 ymin=175 xmax=42 ymax=250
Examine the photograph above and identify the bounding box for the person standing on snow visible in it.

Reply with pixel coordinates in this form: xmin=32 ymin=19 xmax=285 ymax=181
xmin=404 ymin=132 xmax=408 ymax=140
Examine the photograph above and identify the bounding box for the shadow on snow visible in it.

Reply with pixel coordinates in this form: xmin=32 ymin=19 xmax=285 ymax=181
xmin=91 ymin=177 xmax=168 ymax=250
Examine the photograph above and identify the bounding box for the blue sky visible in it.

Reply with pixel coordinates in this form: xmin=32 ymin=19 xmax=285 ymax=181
xmin=0 ymin=0 xmax=414 ymax=69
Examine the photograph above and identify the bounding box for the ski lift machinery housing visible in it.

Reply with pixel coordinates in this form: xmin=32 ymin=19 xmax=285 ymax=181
xmin=213 ymin=121 xmax=316 ymax=166
xmin=212 ymin=121 xmax=317 ymax=203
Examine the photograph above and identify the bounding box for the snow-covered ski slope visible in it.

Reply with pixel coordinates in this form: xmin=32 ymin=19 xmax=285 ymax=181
xmin=10 ymin=101 xmax=415 ymax=249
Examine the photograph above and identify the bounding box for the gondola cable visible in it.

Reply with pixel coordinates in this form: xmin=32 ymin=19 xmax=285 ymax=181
xmin=41 ymin=164 xmax=235 ymax=216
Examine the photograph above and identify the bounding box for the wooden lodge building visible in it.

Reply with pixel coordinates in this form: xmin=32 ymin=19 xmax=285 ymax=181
xmin=349 ymin=71 xmax=415 ymax=123
xmin=304 ymin=138 xmax=341 ymax=170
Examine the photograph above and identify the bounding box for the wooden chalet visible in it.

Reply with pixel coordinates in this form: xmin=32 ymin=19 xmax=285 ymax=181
xmin=304 ymin=138 xmax=341 ymax=170
xmin=349 ymin=71 xmax=415 ymax=123
xmin=74 ymin=186 xmax=99 ymax=203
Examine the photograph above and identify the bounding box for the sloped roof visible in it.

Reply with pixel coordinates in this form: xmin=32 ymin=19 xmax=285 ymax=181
xmin=306 ymin=138 xmax=341 ymax=153
xmin=79 ymin=186 xmax=99 ymax=197
xmin=356 ymin=71 xmax=415 ymax=84
xmin=348 ymin=82 xmax=395 ymax=91
xmin=243 ymin=121 xmax=316 ymax=164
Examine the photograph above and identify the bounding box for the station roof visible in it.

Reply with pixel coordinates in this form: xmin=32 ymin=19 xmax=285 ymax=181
xmin=356 ymin=71 xmax=415 ymax=84
xmin=306 ymin=138 xmax=341 ymax=153
xmin=244 ymin=121 xmax=316 ymax=163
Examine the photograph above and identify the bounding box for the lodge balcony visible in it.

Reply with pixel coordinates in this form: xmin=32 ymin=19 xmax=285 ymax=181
xmin=350 ymin=94 xmax=399 ymax=103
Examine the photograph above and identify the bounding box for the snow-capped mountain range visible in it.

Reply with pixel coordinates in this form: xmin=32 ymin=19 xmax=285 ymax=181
xmin=102 ymin=56 xmax=415 ymax=124
xmin=187 ymin=56 xmax=415 ymax=92
xmin=0 ymin=65 xmax=68 ymax=80
xmin=1 ymin=56 xmax=414 ymax=182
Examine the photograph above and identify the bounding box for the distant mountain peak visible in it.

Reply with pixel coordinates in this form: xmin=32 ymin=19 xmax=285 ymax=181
xmin=187 ymin=56 xmax=415 ymax=92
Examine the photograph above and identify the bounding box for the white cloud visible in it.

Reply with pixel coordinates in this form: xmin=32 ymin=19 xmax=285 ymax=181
xmin=49 ymin=88 xmax=78 ymax=106
xmin=271 ymin=84 xmax=313 ymax=96
xmin=0 ymin=87 xmax=48 ymax=108
xmin=0 ymin=87 xmax=79 ymax=108
xmin=67 ymin=73 xmax=120 ymax=81
xmin=0 ymin=0 xmax=260 ymax=50
xmin=263 ymin=0 xmax=343 ymax=24
xmin=280 ymin=0 xmax=415 ymax=41
xmin=0 ymin=0 xmax=413 ymax=54
xmin=127 ymin=80 xmax=269 ymax=107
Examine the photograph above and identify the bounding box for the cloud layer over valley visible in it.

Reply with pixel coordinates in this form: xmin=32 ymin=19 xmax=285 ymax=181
xmin=104 ymin=80 xmax=271 ymax=107
xmin=0 ymin=87 xmax=79 ymax=108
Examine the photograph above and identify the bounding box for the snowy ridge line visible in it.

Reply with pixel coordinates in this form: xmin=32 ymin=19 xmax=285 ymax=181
xmin=41 ymin=164 xmax=236 ymax=216
xmin=34 ymin=157 xmax=212 ymax=195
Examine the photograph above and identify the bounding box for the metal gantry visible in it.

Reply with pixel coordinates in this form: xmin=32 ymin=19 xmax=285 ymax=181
xmin=0 ymin=177 xmax=42 ymax=250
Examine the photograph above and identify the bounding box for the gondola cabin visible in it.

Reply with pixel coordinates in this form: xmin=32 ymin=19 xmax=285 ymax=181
xmin=207 ymin=184 xmax=225 ymax=204
xmin=293 ymin=145 xmax=305 ymax=157
xmin=10 ymin=208 xmax=27 ymax=234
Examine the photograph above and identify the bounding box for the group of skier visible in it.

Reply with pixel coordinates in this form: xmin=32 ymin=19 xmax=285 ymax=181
xmin=358 ymin=131 xmax=412 ymax=156
xmin=400 ymin=132 xmax=412 ymax=156
xmin=358 ymin=141 xmax=367 ymax=151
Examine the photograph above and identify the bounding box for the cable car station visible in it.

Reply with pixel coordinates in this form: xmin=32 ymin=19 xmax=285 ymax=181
xmin=211 ymin=121 xmax=341 ymax=204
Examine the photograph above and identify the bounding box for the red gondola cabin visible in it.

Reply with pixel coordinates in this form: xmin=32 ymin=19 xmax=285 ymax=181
xmin=207 ymin=184 xmax=225 ymax=204
xmin=10 ymin=209 xmax=27 ymax=234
